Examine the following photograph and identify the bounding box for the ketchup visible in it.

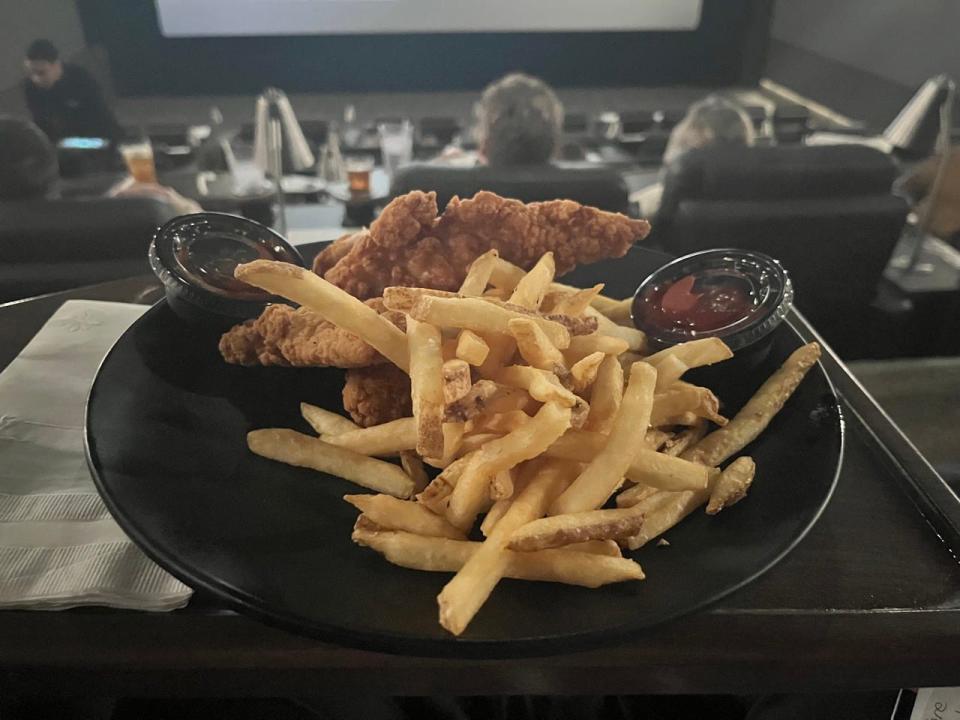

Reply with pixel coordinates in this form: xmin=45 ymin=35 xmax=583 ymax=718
xmin=633 ymin=271 xmax=760 ymax=334
xmin=174 ymin=231 xmax=299 ymax=297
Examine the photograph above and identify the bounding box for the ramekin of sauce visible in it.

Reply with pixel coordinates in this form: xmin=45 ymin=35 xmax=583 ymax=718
xmin=149 ymin=212 xmax=305 ymax=326
xmin=632 ymin=249 xmax=794 ymax=369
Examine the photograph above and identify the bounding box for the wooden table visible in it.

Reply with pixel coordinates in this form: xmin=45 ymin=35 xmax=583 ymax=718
xmin=1 ymin=277 xmax=959 ymax=697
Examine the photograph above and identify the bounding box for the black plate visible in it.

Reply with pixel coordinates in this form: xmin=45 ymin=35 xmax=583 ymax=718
xmin=86 ymin=248 xmax=843 ymax=657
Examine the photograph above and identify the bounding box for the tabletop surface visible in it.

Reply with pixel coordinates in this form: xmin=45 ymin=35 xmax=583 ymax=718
xmin=1 ymin=274 xmax=959 ymax=697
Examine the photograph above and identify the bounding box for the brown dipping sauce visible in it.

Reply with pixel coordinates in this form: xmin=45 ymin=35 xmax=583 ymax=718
xmin=173 ymin=232 xmax=300 ymax=298
xmin=633 ymin=270 xmax=762 ymax=334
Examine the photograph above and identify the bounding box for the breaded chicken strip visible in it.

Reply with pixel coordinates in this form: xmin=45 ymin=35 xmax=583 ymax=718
xmin=316 ymin=190 xmax=650 ymax=300
xmin=219 ymin=299 xmax=404 ymax=368
xmin=342 ymin=364 xmax=412 ymax=427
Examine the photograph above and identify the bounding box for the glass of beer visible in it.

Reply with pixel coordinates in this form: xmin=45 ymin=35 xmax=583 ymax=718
xmin=119 ymin=139 xmax=158 ymax=184
xmin=346 ymin=155 xmax=374 ymax=195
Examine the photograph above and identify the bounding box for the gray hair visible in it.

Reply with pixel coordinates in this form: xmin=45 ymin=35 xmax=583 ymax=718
xmin=663 ymin=95 xmax=756 ymax=165
xmin=478 ymin=73 xmax=564 ymax=166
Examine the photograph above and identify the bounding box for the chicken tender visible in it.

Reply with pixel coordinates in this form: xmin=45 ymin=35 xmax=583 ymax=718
xmin=342 ymin=364 xmax=413 ymax=427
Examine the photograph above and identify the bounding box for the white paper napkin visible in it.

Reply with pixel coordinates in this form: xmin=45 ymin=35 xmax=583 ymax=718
xmin=0 ymin=300 xmax=193 ymax=610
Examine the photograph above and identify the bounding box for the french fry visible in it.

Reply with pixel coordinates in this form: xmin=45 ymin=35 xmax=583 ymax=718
xmin=481 ymin=496 xmax=512 ymax=537
xmin=446 ymin=402 xmax=572 ymax=531
xmin=653 ymin=355 xmax=689 ymax=392
xmin=549 ymin=362 xmax=657 ymax=515
xmin=235 ymin=260 xmax=409 ymax=371
xmin=382 ymin=286 xmax=457 ymax=313
xmin=508 ymin=506 xmax=644 ymax=551
xmin=646 ymin=338 xmax=733 ymax=373
xmin=659 ymin=412 xmax=701 ymax=426
xmin=477 ymin=332 xmax=517 ymax=379
xmin=565 ymin=539 xmax=622 ymax=556
xmin=409 ymin=295 xmax=571 ymax=349
xmin=602 ymin=298 xmax=634 ymax=326
xmin=564 ymin=334 xmax=630 ymax=365
xmin=438 ymin=458 xmax=581 ymax=635
xmin=442 ymin=359 xmax=473 ymax=405
xmin=300 ymin=402 xmax=360 ymax=436
xmin=495 ymin=365 xmax=577 ymax=407
xmin=651 ymin=384 xmax=727 ymax=427
xmin=417 ymin=452 xmax=473 ymax=513
xmin=353 ymin=524 xmax=643 ymax=587
xmin=570 ymin=397 xmax=591 ymax=430
xmin=615 ymin=482 xmax=660 ymax=508
xmin=583 ymin=290 xmax=629 ymax=317
xmin=455 ymin=330 xmax=490 ymax=366
xmin=457 ymin=432 xmax=502 ymax=457
xmin=407 ymin=318 xmax=445 ymax=459
xmin=423 ymin=423 xmax=464 ymax=469
xmin=489 ymin=468 xmax=514 ymax=501
xmin=706 ymin=456 xmax=756 ymax=514
xmin=508 ymin=252 xmax=555 ymax=309
xmin=489 ymin=257 xmax=527 ymax=292
xmin=507 ymin=318 xmax=566 ymax=373
xmin=467 ymin=410 xmax=531 ymax=435
xmin=400 ymin=451 xmax=430 ymax=493
xmin=483 ymin=384 xmax=534 ymax=415
xmin=569 ymin=351 xmax=605 ymax=393
xmin=584 ymin=307 xmax=646 ymax=352
xmin=324 ymin=417 xmax=416 ymax=456
xmin=344 ymin=494 xmax=466 ymax=540
xmin=583 ymin=355 xmax=623 ymax=434
xmin=620 ymin=488 xmax=709 ymax=550
xmin=459 ymin=249 xmax=499 ymax=297
xmin=247 ymin=429 xmax=413 ymax=498
xmin=662 ymin=420 xmax=708 ymax=457
xmin=683 ymin=343 xmax=821 ymax=466
xmin=545 ymin=313 xmax=598 ymax=337
xmin=646 ymin=429 xmax=672 ymax=450
xmin=550 ymin=284 xmax=605 ymax=316
xmin=444 ymin=380 xmax=498 ymax=423
xmin=545 ymin=429 xmax=710 ymax=492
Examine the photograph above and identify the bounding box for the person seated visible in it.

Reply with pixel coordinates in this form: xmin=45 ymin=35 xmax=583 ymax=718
xmin=22 ymin=38 xmax=119 ymax=144
xmin=636 ymin=95 xmax=756 ymax=218
xmin=437 ymin=73 xmax=564 ymax=167
xmin=0 ymin=115 xmax=201 ymax=213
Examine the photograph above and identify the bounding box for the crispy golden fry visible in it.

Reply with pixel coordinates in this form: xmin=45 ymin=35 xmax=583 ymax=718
xmin=495 ymin=365 xmax=578 ymax=407
xmin=646 ymin=429 xmax=672 ymax=450
xmin=482 ymin=384 xmax=533 ymax=415
xmin=659 ymin=412 xmax=701 ymax=426
xmin=653 ymin=355 xmax=689 ymax=393
xmin=455 ymin=330 xmax=490 ymax=366
xmin=477 ymin=333 xmax=517 ymax=379
xmin=564 ymin=334 xmax=630 ymax=365
xmin=457 ymin=432 xmax=502 ymax=457
xmin=508 ymin=252 xmax=555 ymax=309
xmin=382 ymin=286 xmax=457 ymax=313
xmin=423 ymin=423 xmax=464 ymax=469
xmin=353 ymin=524 xmax=643 ymax=587
xmin=235 ymin=260 xmax=409 ymax=371
xmin=489 ymin=468 xmax=514 ymax=501
xmin=459 ymin=249 xmax=499 ymax=297
xmin=446 ymin=402 xmax=572 ymax=531
xmin=407 ymin=318 xmax=445 ymax=458
xmin=550 ymin=284 xmax=605 ymax=316
xmin=683 ymin=343 xmax=821 ymax=467
xmin=651 ymin=384 xmax=727 ymax=427
xmin=582 ymin=290 xmax=629 ymax=317
xmin=488 ymin=257 xmax=526 ymax=291
xmin=507 ymin=318 xmax=566 ymax=373
xmin=344 ymin=494 xmax=466 ymax=539
xmin=248 ymin=428 xmax=413 ymax=498
xmin=549 ymin=362 xmax=657 ymax=515
xmin=620 ymin=488 xmax=708 ymax=550
xmin=417 ymin=452 xmax=473 ymax=513
xmin=300 ymin=402 xmax=360 ymax=436
xmin=508 ymin=505 xmax=644 ymax=552
xmin=584 ymin=307 xmax=646 ymax=353
xmin=545 ymin=429 xmax=710 ymax=492
xmin=583 ymin=354 xmax=623 ymax=434
xmin=444 ymin=380 xmax=498 ymax=423
xmin=400 ymin=451 xmax=430 ymax=493
xmin=646 ymin=338 xmax=733 ymax=373
xmin=468 ymin=410 xmax=531 ymax=435
xmin=615 ymin=482 xmax=660 ymax=508
xmin=662 ymin=420 xmax=708 ymax=457
xmin=410 ymin=295 xmax=570 ymax=349
xmin=438 ymin=458 xmax=581 ymax=635
xmin=481 ymin=496 xmax=512 ymax=537
xmin=442 ymin=359 xmax=473 ymax=405
xmin=565 ymin=539 xmax=622 ymax=556
xmin=570 ymin=397 xmax=591 ymax=430
xmin=707 ymin=456 xmax=756 ymax=514
xmin=602 ymin=298 xmax=634 ymax=326
xmin=545 ymin=313 xmax=599 ymax=337
xmin=324 ymin=417 xmax=416 ymax=456
xmin=569 ymin=351 xmax=605 ymax=393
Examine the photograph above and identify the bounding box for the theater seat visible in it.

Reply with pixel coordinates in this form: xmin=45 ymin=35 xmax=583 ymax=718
xmin=389 ymin=163 xmax=633 ymax=215
xmin=652 ymin=144 xmax=908 ymax=358
xmin=0 ymin=197 xmax=179 ymax=302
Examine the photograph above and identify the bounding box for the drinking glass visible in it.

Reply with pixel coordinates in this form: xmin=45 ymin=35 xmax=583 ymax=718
xmin=378 ymin=120 xmax=413 ymax=178
xmin=119 ymin=139 xmax=157 ymax=184
xmin=346 ymin=155 xmax=374 ymax=194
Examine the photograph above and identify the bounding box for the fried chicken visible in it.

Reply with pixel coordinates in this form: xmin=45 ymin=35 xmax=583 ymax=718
xmin=315 ymin=190 xmax=650 ymax=300
xmin=219 ymin=299 xmax=402 ymax=368
xmin=312 ymin=230 xmax=365 ymax=277
xmin=342 ymin=364 xmax=412 ymax=427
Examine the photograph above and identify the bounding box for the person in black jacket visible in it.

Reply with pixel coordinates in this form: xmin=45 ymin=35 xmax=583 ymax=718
xmin=22 ymin=39 xmax=119 ymax=143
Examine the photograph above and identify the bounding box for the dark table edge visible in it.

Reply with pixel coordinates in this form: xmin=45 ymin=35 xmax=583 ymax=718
xmin=790 ymin=308 xmax=960 ymax=554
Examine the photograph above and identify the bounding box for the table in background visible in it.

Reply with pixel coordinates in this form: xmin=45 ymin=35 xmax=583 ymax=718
xmin=0 ymin=277 xmax=958 ymax=697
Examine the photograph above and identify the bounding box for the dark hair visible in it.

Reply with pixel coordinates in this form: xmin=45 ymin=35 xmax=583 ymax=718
xmin=26 ymin=39 xmax=59 ymax=63
xmin=478 ymin=73 xmax=564 ymax=167
xmin=0 ymin=116 xmax=59 ymax=200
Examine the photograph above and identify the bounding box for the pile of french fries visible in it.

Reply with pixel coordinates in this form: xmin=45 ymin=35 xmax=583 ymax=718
xmin=236 ymin=249 xmax=821 ymax=636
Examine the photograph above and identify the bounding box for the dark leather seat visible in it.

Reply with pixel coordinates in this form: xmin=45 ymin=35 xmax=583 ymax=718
xmin=652 ymin=144 xmax=908 ymax=357
xmin=389 ymin=163 xmax=633 ymax=215
xmin=0 ymin=197 xmax=179 ymax=302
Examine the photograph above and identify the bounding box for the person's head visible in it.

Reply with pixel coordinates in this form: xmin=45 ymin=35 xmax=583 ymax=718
xmin=0 ymin=116 xmax=59 ymax=200
xmin=24 ymin=39 xmax=63 ymax=90
xmin=662 ymin=95 xmax=756 ymax=166
xmin=477 ymin=73 xmax=564 ymax=167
